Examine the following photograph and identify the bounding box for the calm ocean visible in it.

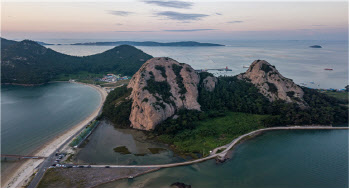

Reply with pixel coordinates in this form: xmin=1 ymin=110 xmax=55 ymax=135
xmin=45 ymin=40 xmax=349 ymax=89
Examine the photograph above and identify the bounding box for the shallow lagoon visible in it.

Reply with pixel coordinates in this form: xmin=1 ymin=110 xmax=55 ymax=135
xmin=75 ymin=121 xmax=185 ymax=165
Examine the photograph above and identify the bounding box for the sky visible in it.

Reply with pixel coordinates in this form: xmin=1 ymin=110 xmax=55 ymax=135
xmin=1 ymin=0 xmax=349 ymax=41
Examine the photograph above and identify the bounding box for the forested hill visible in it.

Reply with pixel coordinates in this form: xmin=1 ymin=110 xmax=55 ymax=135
xmin=1 ymin=38 xmax=152 ymax=84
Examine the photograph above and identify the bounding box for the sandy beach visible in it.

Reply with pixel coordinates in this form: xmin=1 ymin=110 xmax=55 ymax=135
xmin=1 ymin=82 xmax=107 ymax=188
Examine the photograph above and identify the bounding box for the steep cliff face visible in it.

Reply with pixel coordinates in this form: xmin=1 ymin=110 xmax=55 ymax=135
xmin=127 ymin=57 xmax=201 ymax=130
xmin=237 ymin=60 xmax=308 ymax=107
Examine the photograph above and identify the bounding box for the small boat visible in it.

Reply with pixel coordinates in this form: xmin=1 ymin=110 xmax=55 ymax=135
xmin=243 ymin=66 xmax=249 ymax=68
xmin=324 ymin=68 xmax=333 ymax=71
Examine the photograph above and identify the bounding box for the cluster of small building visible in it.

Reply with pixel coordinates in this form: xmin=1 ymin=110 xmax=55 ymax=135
xmin=99 ymin=74 xmax=130 ymax=83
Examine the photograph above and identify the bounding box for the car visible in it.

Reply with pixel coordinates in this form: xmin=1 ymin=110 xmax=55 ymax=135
xmin=87 ymin=165 xmax=91 ymax=168
xmin=105 ymin=166 xmax=110 ymax=168
xmin=73 ymin=165 xmax=78 ymax=168
xmin=67 ymin=165 xmax=73 ymax=168
xmin=55 ymin=160 xmax=60 ymax=163
xmin=52 ymin=164 xmax=56 ymax=166
xmin=56 ymin=164 xmax=61 ymax=167
xmin=49 ymin=166 xmax=55 ymax=168
xmin=58 ymin=156 xmax=63 ymax=159
xmin=79 ymin=165 xmax=84 ymax=168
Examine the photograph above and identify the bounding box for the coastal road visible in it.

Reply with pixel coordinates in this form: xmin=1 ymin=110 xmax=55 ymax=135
xmin=27 ymin=122 xmax=92 ymax=188
xmin=27 ymin=84 xmax=107 ymax=188
xmin=49 ymin=126 xmax=348 ymax=170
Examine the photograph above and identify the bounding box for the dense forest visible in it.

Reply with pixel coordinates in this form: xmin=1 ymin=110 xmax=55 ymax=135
xmin=101 ymin=85 xmax=133 ymax=128
xmin=1 ymin=38 xmax=152 ymax=84
xmin=155 ymin=73 xmax=348 ymax=135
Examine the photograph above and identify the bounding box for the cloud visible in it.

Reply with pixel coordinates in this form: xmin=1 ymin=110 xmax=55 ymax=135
xmin=227 ymin=20 xmax=244 ymax=23
xmin=156 ymin=11 xmax=209 ymax=21
xmin=163 ymin=29 xmax=217 ymax=32
xmin=108 ymin=10 xmax=133 ymax=16
xmin=142 ymin=0 xmax=193 ymax=9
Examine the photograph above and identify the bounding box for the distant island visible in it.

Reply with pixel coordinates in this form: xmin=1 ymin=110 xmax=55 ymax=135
xmin=310 ymin=45 xmax=322 ymax=48
xmin=35 ymin=41 xmax=54 ymax=46
xmin=71 ymin=41 xmax=224 ymax=47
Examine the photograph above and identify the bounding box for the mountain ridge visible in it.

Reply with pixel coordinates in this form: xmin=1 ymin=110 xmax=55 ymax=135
xmin=1 ymin=38 xmax=152 ymax=84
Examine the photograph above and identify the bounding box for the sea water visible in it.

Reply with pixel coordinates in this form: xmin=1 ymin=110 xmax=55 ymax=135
xmin=1 ymin=82 xmax=101 ymax=175
xmin=45 ymin=40 xmax=349 ymax=89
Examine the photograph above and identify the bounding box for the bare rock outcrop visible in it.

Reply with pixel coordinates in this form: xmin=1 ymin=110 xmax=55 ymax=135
xmin=127 ymin=57 xmax=201 ymax=130
xmin=202 ymin=75 xmax=218 ymax=92
xmin=237 ymin=60 xmax=308 ymax=107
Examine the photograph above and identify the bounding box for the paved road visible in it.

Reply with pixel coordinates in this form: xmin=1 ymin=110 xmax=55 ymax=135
xmin=27 ymin=123 xmax=91 ymax=188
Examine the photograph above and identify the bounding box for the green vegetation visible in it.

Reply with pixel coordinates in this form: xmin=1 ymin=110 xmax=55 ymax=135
xmin=197 ymin=75 xmax=348 ymax=126
xmin=102 ymin=86 xmax=132 ymax=128
xmin=134 ymin=153 xmax=146 ymax=156
xmin=152 ymin=75 xmax=348 ymax=156
xmin=267 ymin=82 xmax=278 ymax=94
xmin=143 ymin=73 xmax=175 ymax=107
xmin=113 ymin=146 xmax=131 ymax=154
xmin=322 ymin=90 xmax=349 ymax=103
xmin=69 ymin=121 xmax=99 ymax=147
xmin=1 ymin=38 xmax=152 ymax=84
xmin=286 ymin=91 xmax=295 ymax=98
xmin=148 ymin=148 xmax=166 ymax=154
xmin=156 ymin=112 xmax=269 ymax=157
xmin=172 ymin=64 xmax=187 ymax=96
xmin=155 ymin=65 xmax=167 ymax=78
xmin=261 ymin=63 xmax=273 ymax=73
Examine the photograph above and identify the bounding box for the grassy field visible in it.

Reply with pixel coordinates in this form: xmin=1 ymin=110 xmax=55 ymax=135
xmin=157 ymin=112 xmax=270 ymax=157
xmin=322 ymin=91 xmax=349 ymax=102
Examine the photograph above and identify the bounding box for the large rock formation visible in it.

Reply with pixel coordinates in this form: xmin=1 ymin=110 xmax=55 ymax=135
xmin=237 ymin=60 xmax=308 ymax=107
xmin=127 ymin=57 xmax=201 ymax=130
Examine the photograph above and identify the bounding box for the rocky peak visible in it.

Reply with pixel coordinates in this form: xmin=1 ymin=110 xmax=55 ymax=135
xmin=127 ymin=57 xmax=201 ymax=130
xmin=237 ymin=60 xmax=308 ymax=107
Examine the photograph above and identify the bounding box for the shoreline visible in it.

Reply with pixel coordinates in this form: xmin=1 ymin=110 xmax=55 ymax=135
xmin=1 ymin=82 xmax=107 ymax=188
